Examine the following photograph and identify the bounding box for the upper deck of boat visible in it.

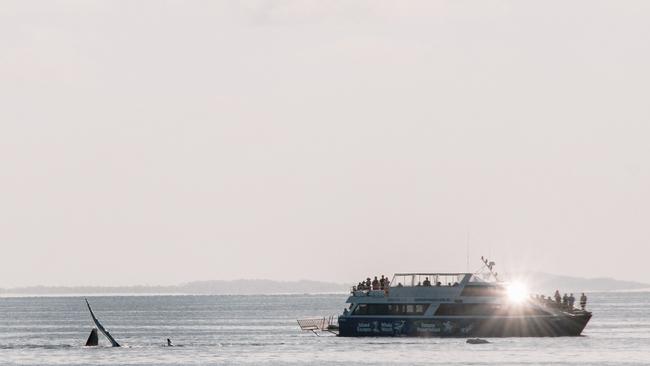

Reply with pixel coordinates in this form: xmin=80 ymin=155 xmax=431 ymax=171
xmin=347 ymin=272 xmax=506 ymax=304
xmin=392 ymin=273 xmax=471 ymax=285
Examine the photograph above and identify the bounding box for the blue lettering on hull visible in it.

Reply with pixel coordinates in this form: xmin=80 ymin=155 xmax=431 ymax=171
xmin=338 ymin=318 xmax=476 ymax=337
xmin=337 ymin=314 xmax=590 ymax=337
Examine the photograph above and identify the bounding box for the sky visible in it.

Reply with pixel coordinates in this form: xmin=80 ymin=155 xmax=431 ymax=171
xmin=1 ymin=1 xmax=649 ymax=287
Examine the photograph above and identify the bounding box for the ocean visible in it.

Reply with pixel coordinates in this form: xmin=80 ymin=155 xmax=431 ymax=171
xmin=0 ymin=292 xmax=648 ymax=365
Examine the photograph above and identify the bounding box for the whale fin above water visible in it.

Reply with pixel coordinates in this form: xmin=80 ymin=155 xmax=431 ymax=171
xmin=85 ymin=328 xmax=99 ymax=346
xmin=85 ymin=299 xmax=121 ymax=347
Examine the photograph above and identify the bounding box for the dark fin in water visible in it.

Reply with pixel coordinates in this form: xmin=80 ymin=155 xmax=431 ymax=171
xmin=85 ymin=328 xmax=99 ymax=346
xmin=167 ymin=338 xmax=174 ymax=347
xmin=85 ymin=299 xmax=121 ymax=347
xmin=467 ymin=338 xmax=490 ymax=344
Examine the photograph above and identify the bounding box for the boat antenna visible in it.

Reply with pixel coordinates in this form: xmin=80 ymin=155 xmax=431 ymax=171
xmin=479 ymin=256 xmax=499 ymax=281
xmin=466 ymin=230 xmax=470 ymax=273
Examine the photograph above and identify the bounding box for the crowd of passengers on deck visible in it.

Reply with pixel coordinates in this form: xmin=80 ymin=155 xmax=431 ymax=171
xmin=414 ymin=277 xmax=460 ymax=287
xmin=354 ymin=275 xmax=390 ymax=292
xmin=531 ymin=290 xmax=588 ymax=311
xmin=352 ymin=276 xmax=461 ymax=294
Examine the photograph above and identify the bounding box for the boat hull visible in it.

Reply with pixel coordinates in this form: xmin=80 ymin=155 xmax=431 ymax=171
xmin=337 ymin=312 xmax=591 ymax=337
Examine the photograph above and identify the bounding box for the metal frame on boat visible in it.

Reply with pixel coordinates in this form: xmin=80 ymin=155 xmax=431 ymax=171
xmin=297 ymin=316 xmax=339 ymax=336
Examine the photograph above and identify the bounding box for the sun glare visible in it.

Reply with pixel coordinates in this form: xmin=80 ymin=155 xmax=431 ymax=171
xmin=506 ymin=282 xmax=529 ymax=303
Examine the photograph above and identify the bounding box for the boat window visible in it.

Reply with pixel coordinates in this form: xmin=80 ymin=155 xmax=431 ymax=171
xmin=460 ymin=285 xmax=506 ymax=297
xmin=434 ymin=303 xmax=550 ymax=316
xmin=352 ymin=304 xmax=368 ymax=315
xmin=505 ymin=306 xmax=550 ymax=316
xmin=352 ymin=303 xmax=429 ymax=316
xmin=434 ymin=303 xmax=503 ymax=316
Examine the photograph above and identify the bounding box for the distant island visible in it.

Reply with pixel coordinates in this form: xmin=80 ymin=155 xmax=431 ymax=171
xmin=514 ymin=272 xmax=650 ymax=294
xmin=0 ymin=279 xmax=348 ymax=296
xmin=0 ymin=274 xmax=647 ymax=296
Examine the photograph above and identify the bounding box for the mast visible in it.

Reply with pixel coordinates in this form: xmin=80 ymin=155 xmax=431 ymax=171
xmin=466 ymin=230 xmax=470 ymax=272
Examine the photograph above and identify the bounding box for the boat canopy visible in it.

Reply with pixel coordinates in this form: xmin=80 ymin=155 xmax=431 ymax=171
xmin=390 ymin=273 xmax=470 ymax=287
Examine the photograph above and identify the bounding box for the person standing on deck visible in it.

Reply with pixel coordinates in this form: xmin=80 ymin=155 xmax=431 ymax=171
xmin=372 ymin=276 xmax=379 ymax=290
xmin=554 ymin=290 xmax=561 ymax=304
xmin=569 ymin=293 xmax=575 ymax=309
xmin=580 ymin=293 xmax=588 ymax=310
xmin=379 ymin=275 xmax=385 ymax=290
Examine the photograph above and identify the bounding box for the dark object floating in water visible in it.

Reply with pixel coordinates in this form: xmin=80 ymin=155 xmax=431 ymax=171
xmin=167 ymin=338 xmax=174 ymax=347
xmin=85 ymin=298 xmax=121 ymax=347
xmin=85 ymin=328 xmax=99 ymax=346
xmin=466 ymin=338 xmax=490 ymax=344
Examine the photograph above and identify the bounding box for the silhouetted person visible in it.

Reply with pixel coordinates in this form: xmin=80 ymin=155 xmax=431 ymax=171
xmin=554 ymin=290 xmax=561 ymax=304
xmin=580 ymin=293 xmax=587 ymax=310
xmin=380 ymin=275 xmax=385 ymax=290
xmin=562 ymin=293 xmax=569 ymax=307
xmin=372 ymin=276 xmax=379 ymax=290
xmin=423 ymin=277 xmax=431 ymax=286
xmin=365 ymin=277 xmax=371 ymax=289
xmin=568 ymin=293 xmax=575 ymax=309
xmin=384 ymin=276 xmax=390 ymax=288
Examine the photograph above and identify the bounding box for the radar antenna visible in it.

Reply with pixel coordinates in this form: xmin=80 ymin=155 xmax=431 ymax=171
xmin=476 ymin=256 xmax=499 ymax=282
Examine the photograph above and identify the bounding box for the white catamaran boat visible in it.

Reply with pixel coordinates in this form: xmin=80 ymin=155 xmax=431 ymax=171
xmin=299 ymin=258 xmax=592 ymax=337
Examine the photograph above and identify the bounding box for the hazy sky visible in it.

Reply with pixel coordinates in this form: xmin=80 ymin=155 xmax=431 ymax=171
xmin=1 ymin=1 xmax=649 ymax=287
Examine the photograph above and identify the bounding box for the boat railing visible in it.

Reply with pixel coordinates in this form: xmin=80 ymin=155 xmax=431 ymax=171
xmin=390 ymin=273 xmax=467 ymax=288
xmin=530 ymin=296 xmax=587 ymax=314
xmin=297 ymin=315 xmax=339 ymax=335
xmin=350 ymin=288 xmax=387 ymax=297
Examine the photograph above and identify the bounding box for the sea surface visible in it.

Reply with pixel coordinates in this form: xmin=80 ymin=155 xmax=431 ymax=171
xmin=0 ymin=292 xmax=648 ymax=365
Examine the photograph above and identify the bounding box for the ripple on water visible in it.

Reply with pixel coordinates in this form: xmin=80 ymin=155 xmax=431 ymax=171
xmin=0 ymin=293 xmax=648 ymax=365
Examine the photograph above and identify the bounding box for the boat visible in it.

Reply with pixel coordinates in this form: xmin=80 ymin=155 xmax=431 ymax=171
xmin=306 ymin=258 xmax=592 ymax=337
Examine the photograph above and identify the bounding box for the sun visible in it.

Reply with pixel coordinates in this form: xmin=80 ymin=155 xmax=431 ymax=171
xmin=506 ymin=281 xmax=529 ymax=303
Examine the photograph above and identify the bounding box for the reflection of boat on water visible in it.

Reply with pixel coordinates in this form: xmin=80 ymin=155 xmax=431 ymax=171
xmin=301 ymin=258 xmax=592 ymax=337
